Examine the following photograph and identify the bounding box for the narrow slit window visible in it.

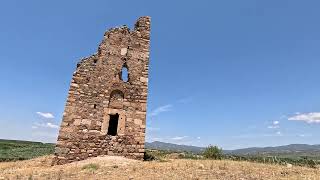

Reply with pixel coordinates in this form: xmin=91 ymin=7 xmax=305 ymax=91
xmin=107 ymin=113 xmax=119 ymax=136
xmin=121 ymin=66 xmax=129 ymax=82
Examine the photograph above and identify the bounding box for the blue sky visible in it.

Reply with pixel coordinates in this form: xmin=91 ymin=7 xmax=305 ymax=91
xmin=1 ymin=0 xmax=320 ymax=149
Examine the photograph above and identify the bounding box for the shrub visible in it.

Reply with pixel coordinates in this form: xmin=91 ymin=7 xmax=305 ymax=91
xmin=82 ymin=163 xmax=99 ymax=171
xmin=203 ymin=145 xmax=223 ymax=160
xmin=144 ymin=151 xmax=156 ymax=161
xmin=144 ymin=150 xmax=171 ymax=162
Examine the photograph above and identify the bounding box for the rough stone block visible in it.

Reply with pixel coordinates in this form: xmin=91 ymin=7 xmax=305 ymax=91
xmin=134 ymin=119 xmax=142 ymax=125
xmin=74 ymin=119 xmax=81 ymax=126
xmin=140 ymin=77 xmax=148 ymax=83
xmin=120 ymin=48 xmax=128 ymax=55
xmin=81 ymin=119 xmax=91 ymax=125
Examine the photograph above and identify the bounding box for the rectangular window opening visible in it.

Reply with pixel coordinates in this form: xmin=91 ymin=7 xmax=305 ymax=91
xmin=107 ymin=113 xmax=119 ymax=136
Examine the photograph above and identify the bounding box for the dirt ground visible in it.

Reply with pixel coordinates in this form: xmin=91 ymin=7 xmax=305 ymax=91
xmin=0 ymin=155 xmax=319 ymax=180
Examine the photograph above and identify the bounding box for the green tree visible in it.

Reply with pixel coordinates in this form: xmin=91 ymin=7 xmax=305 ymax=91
xmin=203 ymin=145 xmax=223 ymax=160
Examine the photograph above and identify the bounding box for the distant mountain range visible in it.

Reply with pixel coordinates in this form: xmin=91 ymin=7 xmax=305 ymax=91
xmin=2 ymin=139 xmax=319 ymax=157
xmin=146 ymin=141 xmax=320 ymax=156
xmin=146 ymin=141 xmax=205 ymax=153
xmin=226 ymin=144 xmax=320 ymax=156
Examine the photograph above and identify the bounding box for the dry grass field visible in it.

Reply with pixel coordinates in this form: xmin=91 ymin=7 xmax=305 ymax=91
xmin=0 ymin=155 xmax=319 ymax=180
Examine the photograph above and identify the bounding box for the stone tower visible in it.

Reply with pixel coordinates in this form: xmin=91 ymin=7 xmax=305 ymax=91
xmin=53 ymin=16 xmax=150 ymax=165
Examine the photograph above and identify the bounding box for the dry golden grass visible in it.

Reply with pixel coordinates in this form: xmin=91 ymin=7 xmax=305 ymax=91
xmin=0 ymin=155 xmax=319 ymax=180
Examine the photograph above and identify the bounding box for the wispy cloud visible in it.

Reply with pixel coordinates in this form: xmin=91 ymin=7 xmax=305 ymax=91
xmin=299 ymin=134 xmax=312 ymax=137
xmin=288 ymin=112 xmax=320 ymax=124
xmin=146 ymin=136 xmax=202 ymax=146
xmin=276 ymin=131 xmax=282 ymax=136
xmin=177 ymin=97 xmax=193 ymax=104
xmin=36 ymin=112 xmax=54 ymax=119
xmin=232 ymin=132 xmax=283 ymax=139
xmin=171 ymin=136 xmax=188 ymax=140
xmin=149 ymin=104 xmax=173 ymax=117
xmin=262 ymin=131 xmax=282 ymax=137
xmin=33 ymin=122 xmax=59 ymax=129
xmin=46 ymin=122 xmax=59 ymax=129
xmin=267 ymin=126 xmax=279 ymax=129
xmin=267 ymin=120 xmax=280 ymax=129
xmin=149 ymin=137 xmax=164 ymax=142
xmin=31 ymin=131 xmax=58 ymax=143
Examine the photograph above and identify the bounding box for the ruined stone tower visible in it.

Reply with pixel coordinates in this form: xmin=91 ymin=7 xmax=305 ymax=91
xmin=53 ymin=16 xmax=150 ymax=165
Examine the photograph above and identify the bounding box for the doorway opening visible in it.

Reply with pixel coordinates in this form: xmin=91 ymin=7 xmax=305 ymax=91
xmin=107 ymin=113 xmax=119 ymax=136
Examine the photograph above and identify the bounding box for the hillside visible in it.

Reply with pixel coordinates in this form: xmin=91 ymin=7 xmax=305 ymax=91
xmin=2 ymin=139 xmax=320 ymax=161
xmin=145 ymin=141 xmax=205 ymax=153
xmin=0 ymin=139 xmax=54 ymax=162
xmin=227 ymin=144 xmax=320 ymax=155
xmin=226 ymin=144 xmax=320 ymax=161
xmin=146 ymin=141 xmax=320 ymax=158
xmin=0 ymin=155 xmax=319 ymax=179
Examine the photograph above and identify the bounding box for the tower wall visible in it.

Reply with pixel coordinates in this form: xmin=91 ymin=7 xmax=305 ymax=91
xmin=53 ymin=16 xmax=150 ymax=165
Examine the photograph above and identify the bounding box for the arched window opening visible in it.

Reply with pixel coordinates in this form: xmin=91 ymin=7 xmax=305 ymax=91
xmin=109 ymin=90 xmax=124 ymax=109
xmin=110 ymin=90 xmax=124 ymax=101
xmin=121 ymin=65 xmax=129 ymax=82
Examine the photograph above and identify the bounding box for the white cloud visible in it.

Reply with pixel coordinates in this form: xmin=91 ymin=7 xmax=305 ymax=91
xmin=36 ymin=112 xmax=55 ymax=119
xmin=276 ymin=131 xmax=281 ymax=135
xmin=149 ymin=137 xmax=164 ymax=142
xmin=288 ymin=112 xmax=320 ymax=124
xmin=33 ymin=122 xmax=59 ymax=129
xmin=149 ymin=104 xmax=173 ymax=117
xmin=46 ymin=122 xmax=59 ymax=129
xmin=267 ymin=126 xmax=279 ymax=129
xmin=267 ymin=121 xmax=280 ymax=129
xmin=171 ymin=136 xmax=188 ymax=140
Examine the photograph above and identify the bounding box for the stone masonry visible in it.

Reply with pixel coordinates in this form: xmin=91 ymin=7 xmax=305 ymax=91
xmin=52 ymin=16 xmax=151 ymax=165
